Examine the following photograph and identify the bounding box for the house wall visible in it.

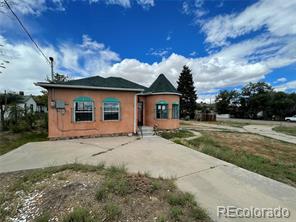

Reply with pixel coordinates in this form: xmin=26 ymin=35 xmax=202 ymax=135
xmin=140 ymin=94 xmax=180 ymax=129
xmin=47 ymin=88 xmax=137 ymax=138
xmin=18 ymin=97 xmax=37 ymax=112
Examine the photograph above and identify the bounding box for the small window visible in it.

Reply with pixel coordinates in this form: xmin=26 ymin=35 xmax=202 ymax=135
xmin=172 ymin=104 xmax=179 ymax=119
xmin=74 ymin=97 xmax=94 ymax=122
xmin=156 ymin=104 xmax=168 ymax=119
xmin=103 ymin=98 xmax=120 ymax=121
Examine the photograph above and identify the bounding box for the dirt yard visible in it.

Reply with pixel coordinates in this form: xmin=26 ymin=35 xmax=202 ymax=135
xmin=0 ymin=164 xmax=210 ymax=222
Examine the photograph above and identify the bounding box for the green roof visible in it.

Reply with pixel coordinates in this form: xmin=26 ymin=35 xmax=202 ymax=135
xmin=56 ymin=76 xmax=147 ymax=90
xmin=36 ymin=74 xmax=179 ymax=94
xmin=145 ymin=74 xmax=178 ymax=94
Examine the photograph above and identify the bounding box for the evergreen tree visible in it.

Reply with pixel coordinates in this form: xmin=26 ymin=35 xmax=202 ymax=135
xmin=177 ymin=65 xmax=197 ymax=119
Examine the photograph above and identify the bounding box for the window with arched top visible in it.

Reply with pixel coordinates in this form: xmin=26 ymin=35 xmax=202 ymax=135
xmin=73 ymin=96 xmax=94 ymax=122
xmin=103 ymin=97 xmax=120 ymax=121
xmin=156 ymin=100 xmax=168 ymax=119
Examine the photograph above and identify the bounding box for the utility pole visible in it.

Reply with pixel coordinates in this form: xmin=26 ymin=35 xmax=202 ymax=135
xmin=49 ymin=57 xmax=54 ymax=81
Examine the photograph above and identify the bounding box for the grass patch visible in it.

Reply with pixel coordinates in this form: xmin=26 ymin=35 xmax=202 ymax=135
xmin=96 ymin=166 xmax=131 ymax=201
xmin=0 ymin=131 xmax=48 ymax=155
xmin=186 ymin=133 xmax=296 ymax=187
xmin=167 ymin=192 xmax=195 ymax=207
xmin=62 ymin=208 xmax=94 ymax=222
xmin=273 ymin=126 xmax=296 ymax=137
xmin=160 ymin=130 xmax=194 ymax=139
xmin=166 ymin=192 xmax=210 ymax=221
xmin=103 ymin=203 xmax=122 ymax=221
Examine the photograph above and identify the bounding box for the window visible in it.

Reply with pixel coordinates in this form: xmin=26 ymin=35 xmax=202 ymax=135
xmin=172 ymin=104 xmax=179 ymax=119
xmin=103 ymin=98 xmax=120 ymax=120
xmin=74 ymin=97 xmax=94 ymax=122
xmin=156 ymin=101 xmax=168 ymax=119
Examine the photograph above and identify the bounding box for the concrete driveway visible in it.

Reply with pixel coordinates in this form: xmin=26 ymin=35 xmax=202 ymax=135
xmin=0 ymin=136 xmax=295 ymax=221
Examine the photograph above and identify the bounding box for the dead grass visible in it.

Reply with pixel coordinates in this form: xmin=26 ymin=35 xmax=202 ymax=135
xmin=187 ymin=131 xmax=296 ymax=187
xmin=204 ymin=131 xmax=296 ymax=164
xmin=0 ymin=163 xmax=211 ymax=222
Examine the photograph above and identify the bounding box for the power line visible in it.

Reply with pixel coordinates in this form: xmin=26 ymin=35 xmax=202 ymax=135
xmin=3 ymin=0 xmax=50 ymax=64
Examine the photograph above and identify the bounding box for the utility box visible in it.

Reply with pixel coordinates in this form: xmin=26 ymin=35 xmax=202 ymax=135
xmin=55 ymin=100 xmax=65 ymax=109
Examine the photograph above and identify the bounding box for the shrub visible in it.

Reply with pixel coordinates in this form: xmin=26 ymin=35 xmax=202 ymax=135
xmin=103 ymin=203 xmax=121 ymax=221
xmin=167 ymin=192 xmax=195 ymax=207
xmin=62 ymin=208 xmax=93 ymax=222
xmin=169 ymin=207 xmax=183 ymax=220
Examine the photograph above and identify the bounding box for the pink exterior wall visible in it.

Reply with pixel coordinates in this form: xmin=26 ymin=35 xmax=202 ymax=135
xmin=47 ymin=88 xmax=136 ymax=138
xmin=140 ymin=94 xmax=180 ymax=129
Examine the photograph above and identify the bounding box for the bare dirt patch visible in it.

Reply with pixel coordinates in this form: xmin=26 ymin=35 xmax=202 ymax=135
xmin=0 ymin=164 xmax=211 ymax=222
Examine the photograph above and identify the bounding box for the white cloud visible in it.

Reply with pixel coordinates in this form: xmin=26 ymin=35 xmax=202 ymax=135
xmin=274 ymin=77 xmax=287 ymax=83
xmin=274 ymin=80 xmax=296 ymax=92
xmin=166 ymin=32 xmax=171 ymax=41
xmin=91 ymin=0 xmax=155 ymax=8
xmin=202 ymin=0 xmax=296 ymax=47
xmin=147 ymin=48 xmax=171 ymax=58
xmin=136 ymin=0 xmax=154 ymax=9
xmin=182 ymin=0 xmax=207 ymax=19
xmin=0 ymin=34 xmax=119 ymax=94
xmin=1 ymin=0 xmax=296 ymax=97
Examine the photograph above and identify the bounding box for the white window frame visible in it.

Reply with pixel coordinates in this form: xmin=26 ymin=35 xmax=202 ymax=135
xmin=103 ymin=101 xmax=120 ymax=121
xmin=172 ymin=104 xmax=179 ymax=119
xmin=156 ymin=103 xmax=168 ymax=119
xmin=73 ymin=100 xmax=94 ymax=122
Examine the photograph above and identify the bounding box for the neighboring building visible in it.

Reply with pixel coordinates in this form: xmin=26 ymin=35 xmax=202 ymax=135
xmin=36 ymin=74 xmax=180 ymax=139
xmin=17 ymin=92 xmax=37 ymax=113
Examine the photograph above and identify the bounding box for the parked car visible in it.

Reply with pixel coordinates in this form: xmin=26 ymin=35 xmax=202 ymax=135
xmin=285 ymin=115 xmax=296 ymax=122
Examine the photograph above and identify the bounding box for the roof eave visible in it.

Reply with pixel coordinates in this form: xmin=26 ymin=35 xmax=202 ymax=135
xmin=35 ymin=82 xmax=145 ymax=92
xmin=141 ymin=92 xmax=182 ymax=96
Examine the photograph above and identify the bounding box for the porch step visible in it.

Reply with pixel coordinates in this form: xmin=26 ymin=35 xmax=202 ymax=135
xmin=139 ymin=126 xmax=154 ymax=137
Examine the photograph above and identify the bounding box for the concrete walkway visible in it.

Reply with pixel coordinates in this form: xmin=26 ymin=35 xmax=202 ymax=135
xmin=0 ymin=136 xmax=295 ymax=221
xmin=182 ymin=121 xmax=296 ymax=144
xmin=243 ymin=125 xmax=296 ymax=144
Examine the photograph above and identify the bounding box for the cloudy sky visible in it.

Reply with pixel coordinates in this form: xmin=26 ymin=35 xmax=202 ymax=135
xmin=0 ymin=0 xmax=296 ymax=102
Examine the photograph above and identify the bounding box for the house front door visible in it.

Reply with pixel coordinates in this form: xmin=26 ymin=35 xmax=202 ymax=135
xmin=138 ymin=102 xmax=143 ymax=126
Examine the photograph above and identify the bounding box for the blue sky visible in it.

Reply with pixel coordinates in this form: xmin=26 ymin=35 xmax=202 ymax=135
xmin=0 ymin=0 xmax=296 ymax=102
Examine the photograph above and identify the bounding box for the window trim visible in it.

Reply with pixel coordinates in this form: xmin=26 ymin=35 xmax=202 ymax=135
xmin=73 ymin=96 xmax=94 ymax=123
xmin=155 ymin=101 xmax=169 ymax=119
xmin=172 ymin=103 xmax=179 ymax=119
xmin=102 ymin=98 xmax=121 ymax=121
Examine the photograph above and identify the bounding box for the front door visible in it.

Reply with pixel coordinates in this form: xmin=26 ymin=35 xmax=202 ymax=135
xmin=138 ymin=102 xmax=143 ymax=126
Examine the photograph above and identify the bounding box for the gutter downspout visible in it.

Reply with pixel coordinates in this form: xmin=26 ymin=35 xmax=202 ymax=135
xmin=133 ymin=94 xmax=137 ymax=134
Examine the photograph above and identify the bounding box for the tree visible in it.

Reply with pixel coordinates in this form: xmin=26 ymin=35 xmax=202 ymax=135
xmin=0 ymin=91 xmax=22 ymax=130
xmin=34 ymin=90 xmax=48 ymax=108
xmin=215 ymin=90 xmax=239 ymax=115
xmin=240 ymin=82 xmax=273 ymax=119
xmin=177 ymin=65 xmax=197 ymax=119
xmin=47 ymin=73 xmax=69 ymax=83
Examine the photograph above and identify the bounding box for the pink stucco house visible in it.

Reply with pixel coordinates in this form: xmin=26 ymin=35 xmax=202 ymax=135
xmin=36 ymin=74 xmax=180 ymax=139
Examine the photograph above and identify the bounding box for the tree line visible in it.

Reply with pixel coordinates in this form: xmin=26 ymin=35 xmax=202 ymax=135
xmin=215 ymin=82 xmax=296 ymax=120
